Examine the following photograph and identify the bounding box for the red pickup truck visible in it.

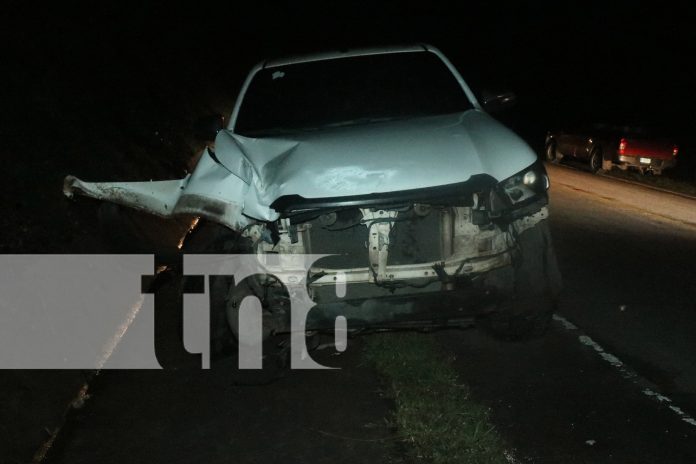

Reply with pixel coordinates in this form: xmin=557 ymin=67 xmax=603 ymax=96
xmin=545 ymin=124 xmax=679 ymax=175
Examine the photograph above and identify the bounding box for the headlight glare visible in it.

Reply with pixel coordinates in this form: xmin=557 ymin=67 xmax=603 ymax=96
xmin=523 ymin=171 xmax=537 ymax=186
xmin=499 ymin=163 xmax=549 ymax=206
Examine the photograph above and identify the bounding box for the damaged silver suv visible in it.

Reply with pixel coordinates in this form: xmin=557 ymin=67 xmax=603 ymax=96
xmin=64 ymin=44 xmax=561 ymax=345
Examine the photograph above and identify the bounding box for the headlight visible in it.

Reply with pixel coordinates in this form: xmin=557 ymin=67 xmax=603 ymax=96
xmin=489 ymin=163 xmax=549 ymax=215
xmin=501 ymin=163 xmax=549 ymax=204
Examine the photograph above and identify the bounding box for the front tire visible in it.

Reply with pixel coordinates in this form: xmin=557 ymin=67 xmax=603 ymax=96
xmin=180 ymin=221 xmax=247 ymax=358
xmin=483 ymin=219 xmax=562 ymax=340
xmin=181 ymin=220 xmax=292 ymax=375
xmin=545 ymin=142 xmax=558 ymax=162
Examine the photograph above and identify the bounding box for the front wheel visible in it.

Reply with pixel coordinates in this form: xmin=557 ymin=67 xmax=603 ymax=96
xmin=482 ymin=219 xmax=561 ymax=340
xmin=179 ymin=221 xmax=250 ymax=358
xmin=181 ymin=220 xmax=292 ymax=381
xmin=545 ymin=142 xmax=558 ymax=162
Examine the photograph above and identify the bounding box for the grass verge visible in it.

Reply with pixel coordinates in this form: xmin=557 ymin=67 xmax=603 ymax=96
xmin=603 ymin=168 xmax=696 ymax=197
xmin=364 ymin=332 xmax=509 ymax=464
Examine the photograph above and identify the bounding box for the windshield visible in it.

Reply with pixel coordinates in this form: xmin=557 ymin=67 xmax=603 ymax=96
xmin=234 ymin=51 xmax=473 ymax=136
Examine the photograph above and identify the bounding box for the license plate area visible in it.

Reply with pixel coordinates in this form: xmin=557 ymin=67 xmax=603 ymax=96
xmin=639 ymin=157 xmax=651 ymax=164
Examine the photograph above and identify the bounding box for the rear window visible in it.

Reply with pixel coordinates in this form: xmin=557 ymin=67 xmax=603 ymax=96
xmin=235 ymin=51 xmax=473 ymax=136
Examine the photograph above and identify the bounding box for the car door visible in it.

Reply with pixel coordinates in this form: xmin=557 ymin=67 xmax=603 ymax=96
xmin=571 ymin=124 xmax=595 ymax=160
xmin=555 ymin=128 xmax=584 ymax=159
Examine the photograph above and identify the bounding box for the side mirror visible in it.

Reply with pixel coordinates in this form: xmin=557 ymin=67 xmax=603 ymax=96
xmin=481 ymin=90 xmax=517 ymax=113
xmin=193 ymin=114 xmax=225 ymax=142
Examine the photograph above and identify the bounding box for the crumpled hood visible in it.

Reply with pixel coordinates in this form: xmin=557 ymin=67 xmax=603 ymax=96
xmin=216 ymin=110 xmax=537 ymax=204
xmin=61 ymin=110 xmax=540 ymax=230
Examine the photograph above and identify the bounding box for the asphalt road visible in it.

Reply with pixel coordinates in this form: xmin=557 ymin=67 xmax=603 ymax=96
xmin=43 ymin=162 xmax=696 ymax=464
xmin=547 ymin=162 xmax=696 ymax=402
xmin=442 ymin=162 xmax=696 ymax=463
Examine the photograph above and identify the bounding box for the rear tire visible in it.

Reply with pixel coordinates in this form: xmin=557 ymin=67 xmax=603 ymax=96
xmin=589 ymin=148 xmax=603 ymax=173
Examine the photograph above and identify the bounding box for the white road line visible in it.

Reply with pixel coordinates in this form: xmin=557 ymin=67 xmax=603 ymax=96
xmin=32 ymin=266 xmax=166 ymax=463
xmin=552 ymin=314 xmax=696 ymax=428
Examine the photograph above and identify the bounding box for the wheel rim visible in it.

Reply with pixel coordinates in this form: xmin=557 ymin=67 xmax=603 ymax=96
xmin=591 ymin=152 xmax=601 ymax=171
xmin=546 ymin=144 xmax=556 ymax=161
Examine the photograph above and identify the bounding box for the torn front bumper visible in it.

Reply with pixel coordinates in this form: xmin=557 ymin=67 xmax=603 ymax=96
xmin=254 ymin=207 xmax=551 ymax=332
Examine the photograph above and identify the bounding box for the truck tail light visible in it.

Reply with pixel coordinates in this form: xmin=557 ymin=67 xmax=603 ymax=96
xmin=618 ymin=138 xmax=627 ymax=155
xmin=673 ymin=146 xmax=679 ymax=157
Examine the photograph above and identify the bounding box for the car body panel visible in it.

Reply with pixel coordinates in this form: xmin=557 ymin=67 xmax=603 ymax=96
xmin=221 ymin=110 xmax=536 ymax=201
xmin=618 ymin=138 xmax=675 ymax=160
xmin=64 ymin=109 xmax=537 ymax=229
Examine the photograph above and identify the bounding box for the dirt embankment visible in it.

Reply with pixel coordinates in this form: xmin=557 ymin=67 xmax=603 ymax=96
xmin=1 ymin=39 xmax=236 ymax=462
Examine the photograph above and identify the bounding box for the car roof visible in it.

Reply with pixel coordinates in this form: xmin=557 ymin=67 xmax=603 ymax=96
xmin=262 ymin=44 xmax=433 ymax=68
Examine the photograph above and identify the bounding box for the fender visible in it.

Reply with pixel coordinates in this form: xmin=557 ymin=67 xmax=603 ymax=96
xmin=63 ymin=146 xmax=281 ymax=231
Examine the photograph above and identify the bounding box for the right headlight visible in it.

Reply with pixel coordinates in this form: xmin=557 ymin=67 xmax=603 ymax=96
xmin=489 ymin=163 xmax=549 ymax=215
xmin=500 ymin=163 xmax=549 ymax=203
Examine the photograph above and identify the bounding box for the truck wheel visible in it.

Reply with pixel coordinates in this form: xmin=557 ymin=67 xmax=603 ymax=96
xmin=180 ymin=220 xmax=250 ymax=358
xmin=483 ymin=219 xmax=561 ymax=340
xmin=181 ymin=220 xmax=292 ymax=376
xmin=545 ymin=142 xmax=558 ymax=162
xmin=589 ymin=148 xmax=603 ymax=173
xmin=224 ymin=274 xmax=291 ymax=365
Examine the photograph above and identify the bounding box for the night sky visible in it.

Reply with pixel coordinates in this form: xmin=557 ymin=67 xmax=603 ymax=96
xmin=4 ymin=1 xmax=695 ymax=156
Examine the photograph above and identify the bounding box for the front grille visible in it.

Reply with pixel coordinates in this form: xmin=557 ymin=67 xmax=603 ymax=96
xmin=304 ymin=208 xmax=443 ymax=269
